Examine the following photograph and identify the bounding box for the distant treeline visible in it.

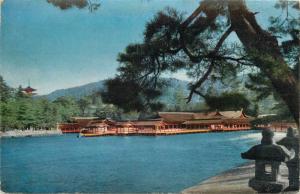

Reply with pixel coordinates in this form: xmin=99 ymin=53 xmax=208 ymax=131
xmin=0 ymin=76 xmax=125 ymax=131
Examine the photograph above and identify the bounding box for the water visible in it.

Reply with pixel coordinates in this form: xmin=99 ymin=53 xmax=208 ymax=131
xmin=1 ymin=131 xmax=260 ymax=193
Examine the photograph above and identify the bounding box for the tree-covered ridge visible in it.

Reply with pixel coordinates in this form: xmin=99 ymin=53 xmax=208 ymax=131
xmin=0 ymin=76 xmax=118 ymax=131
xmin=38 ymin=80 xmax=107 ymax=101
xmin=0 ymin=77 xmax=77 ymax=131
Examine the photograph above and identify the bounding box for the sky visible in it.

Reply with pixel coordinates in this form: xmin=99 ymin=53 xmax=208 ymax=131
xmin=0 ymin=0 xmax=287 ymax=95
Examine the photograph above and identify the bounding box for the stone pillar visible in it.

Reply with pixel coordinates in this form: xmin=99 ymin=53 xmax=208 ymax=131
xmin=277 ymin=127 xmax=299 ymax=191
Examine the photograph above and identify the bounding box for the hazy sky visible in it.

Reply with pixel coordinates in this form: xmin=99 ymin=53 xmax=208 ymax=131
xmin=0 ymin=0 xmax=285 ymax=94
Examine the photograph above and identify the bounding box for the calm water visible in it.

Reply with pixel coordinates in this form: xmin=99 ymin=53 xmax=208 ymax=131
xmin=1 ymin=131 xmax=261 ymax=193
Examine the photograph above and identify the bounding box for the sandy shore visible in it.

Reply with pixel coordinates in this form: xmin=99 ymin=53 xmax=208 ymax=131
xmin=181 ymin=162 xmax=297 ymax=194
xmin=182 ymin=162 xmax=257 ymax=194
xmin=182 ymin=131 xmax=300 ymax=194
xmin=0 ymin=129 xmax=62 ymax=138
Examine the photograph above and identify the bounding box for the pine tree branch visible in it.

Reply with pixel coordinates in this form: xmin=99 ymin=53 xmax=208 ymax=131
xmin=186 ymin=62 xmax=214 ymax=103
xmin=186 ymin=26 xmax=233 ymax=103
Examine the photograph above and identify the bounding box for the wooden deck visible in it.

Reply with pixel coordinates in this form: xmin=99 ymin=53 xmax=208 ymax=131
xmin=79 ymin=131 xmax=116 ymax=137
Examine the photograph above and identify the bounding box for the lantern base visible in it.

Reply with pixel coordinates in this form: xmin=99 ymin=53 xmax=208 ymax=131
xmin=249 ymin=178 xmax=288 ymax=193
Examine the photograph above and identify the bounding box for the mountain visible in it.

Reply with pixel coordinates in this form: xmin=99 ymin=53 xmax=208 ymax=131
xmin=38 ymin=77 xmax=235 ymax=104
xmin=38 ymin=80 xmax=106 ymax=101
xmin=37 ymin=77 xmax=277 ymax=114
xmin=38 ymin=78 xmax=201 ymax=101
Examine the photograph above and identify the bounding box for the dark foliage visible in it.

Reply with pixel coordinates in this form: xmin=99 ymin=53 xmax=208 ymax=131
xmin=204 ymin=92 xmax=250 ymax=112
xmin=101 ymin=77 xmax=163 ymax=113
xmin=0 ymin=76 xmax=12 ymax=102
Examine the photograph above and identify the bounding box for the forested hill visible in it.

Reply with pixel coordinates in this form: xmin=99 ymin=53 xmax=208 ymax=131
xmin=38 ymin=80 xmax=107 ymax=101
xmin=37 ymin=77 xmax=276 ymax=114
xmin=38 ymin=78 xmax=202 ymax=103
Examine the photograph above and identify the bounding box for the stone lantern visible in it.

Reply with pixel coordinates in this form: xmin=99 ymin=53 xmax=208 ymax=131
xmin=241 ymin=129 xmax=294 ymax=193
xmin=277 ymin=127 xmax=299 ymax=191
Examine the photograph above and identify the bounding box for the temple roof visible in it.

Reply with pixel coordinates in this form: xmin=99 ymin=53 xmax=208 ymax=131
xmin=23 ymin=86 xmax=36 ymax=92
xmin=158 ymin=112 xmax=194 ymax=122
xmin=193 ymin=112 xmax=224 ymax=120
xmin=159 ymin=110 xmax=251 ymax=122
xmin=219 ymin=110 xmax=244 ymax=118
xmin=69 ymin=110 xmax=252 ymax=126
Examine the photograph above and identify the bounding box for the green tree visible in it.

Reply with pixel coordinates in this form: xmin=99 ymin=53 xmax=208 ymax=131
xmin=77 ymin=96 xmax=92 ymax=116
xmin=53 ymin=96 xmax=80 ymax=122
xmin=0 ymin=75 xmax=12 ymax=102
xmin=15 ymin=99 xmax=30 ymax=129
xmin=0 ymin=76 xmax=83 ymax=130
xmin=201 ymin=92 xmax=250 ymax=112
xmin=100 ymin=1 xmax=299 ymax=125
xmin=94 ymin=103 xmax=122 ymax=120
xmin=15 ymin=85 xmax=27 ymax=99
xmin=0 ymin=100 xmax=17 ymax=131
xmin=33 ymin=99 xmax=49 ymax=129
xmin=101 ymin=77 xmax=163 ymax=113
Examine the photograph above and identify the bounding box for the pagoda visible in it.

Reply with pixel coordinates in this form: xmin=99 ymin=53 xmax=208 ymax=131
xmin=22 ymin=80 xmax=37 ymax=96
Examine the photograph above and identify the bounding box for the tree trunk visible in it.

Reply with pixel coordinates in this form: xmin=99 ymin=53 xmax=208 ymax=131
xmin=228 ymin=0 xmax=299 ymax=126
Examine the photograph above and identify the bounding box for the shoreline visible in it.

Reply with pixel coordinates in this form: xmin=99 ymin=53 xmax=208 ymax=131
xmin=182 ymin=161 xmax=292 ymax=194
xmin=181 ymin=162 xmax=255 ymax=194
xmin=182 ymin=131 xmax=294 ymax=194
xmin=0 ymin=129 xmax=62 ymax=138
